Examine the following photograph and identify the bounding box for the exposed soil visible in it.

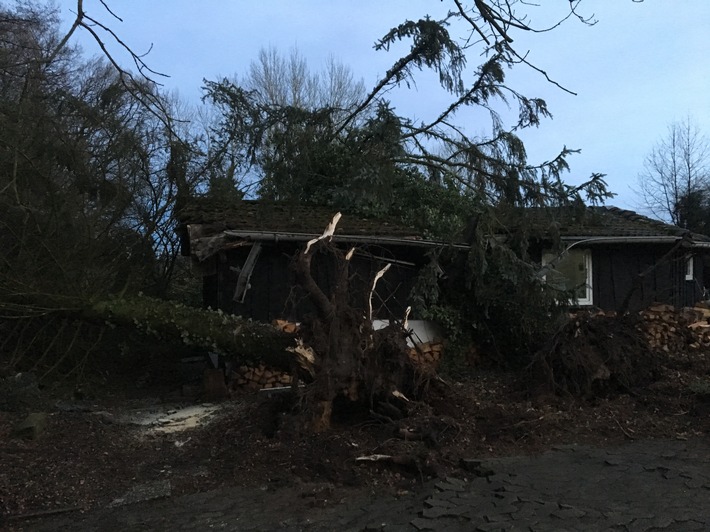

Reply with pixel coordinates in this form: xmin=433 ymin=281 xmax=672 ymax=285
xmin=2 ymin=340 xmax=710 ymax=524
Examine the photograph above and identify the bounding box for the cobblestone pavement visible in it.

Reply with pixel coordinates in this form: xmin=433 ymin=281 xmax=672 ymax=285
xmin=19 ymin=438 xmax=710 ymax=531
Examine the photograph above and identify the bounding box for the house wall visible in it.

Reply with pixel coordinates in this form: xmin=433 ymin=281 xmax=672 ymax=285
xmin=202 ymin=241 xmax=425 ymax=322
xmin=592 ymin=244 xmax=703 ymax=311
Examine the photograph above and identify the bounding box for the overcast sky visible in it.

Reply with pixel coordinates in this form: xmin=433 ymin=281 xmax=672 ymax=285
xmin=61 ymin=1 xmax=710 ymax=213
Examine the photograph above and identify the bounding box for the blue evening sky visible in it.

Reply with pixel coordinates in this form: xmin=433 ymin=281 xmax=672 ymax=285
xmin=60 ymin=1 xmax=710 ymax=213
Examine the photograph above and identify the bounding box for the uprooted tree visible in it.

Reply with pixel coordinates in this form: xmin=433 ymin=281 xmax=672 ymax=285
xmin=0 ymin=1 xmax=645 ymax=417
xmin=200 ymin=2 xmax=616 ymax=363
xmin=290 ymin=215 xmax=431 ymax=431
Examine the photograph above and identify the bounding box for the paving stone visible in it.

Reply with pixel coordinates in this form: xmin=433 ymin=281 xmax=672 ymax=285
xmin=661 ymin=451 xmax=678 ymax=459
xmin=475 ymin=521 xmax=511 ymax=531
xmin=425 ymin=496 xmax=458 ymax=509
xmin=432 ymin=506 xmax=473 ymax=519
xmin=493 ymin=492 xmax=518 ymax=504
xmin=602 ymin=511 xmax=636 ymax=527
xmin=453 ymin=490 xmax=486 ymax=501
xmin=422 ymin=506 xmax=455 ymax=519
xmin=461 ymin=459 xmax=496 ymax=477
xmin=465 ymin=501 xmax=499 ymax=520
xmin=25 ymin=438 xmax=710 ymax=532
xmin=512 ymin=502 xmax=540 ymax=520
xmin=674 ymin=520 xmax=707 ymax=531
xmin=685 ymin=478 xmax=707 ymax=489
xmin=534 ymin=500 xmax=560 ymax=516
xmin=445 ymin=477 xmax=469 ymax=489
xmin=485 ymin=480 xmax=508 ymax=492
xmin=481 ymin=511 xmax=514 ymax=523
xmin=435 ymin=480 xmax=466 ymax=492
xmin=551 ymin=508 xmax=587 ymax=520
xmin=411 ymin=517 xmax=436 ymax=530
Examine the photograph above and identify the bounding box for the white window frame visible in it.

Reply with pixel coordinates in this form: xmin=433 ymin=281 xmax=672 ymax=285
xmin=685 ymin=254 xmax=694 ymax=281
xmin=542 ymin=248 xmax=593 ymax=306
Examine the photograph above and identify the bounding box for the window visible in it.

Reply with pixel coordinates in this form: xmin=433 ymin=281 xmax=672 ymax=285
xmin=686 ymin=255 xmax=694 ymax=281
xmin=542 ymin=248 xmax=593 ymax=306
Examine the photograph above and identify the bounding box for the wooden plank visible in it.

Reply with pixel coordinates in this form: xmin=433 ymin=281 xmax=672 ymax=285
xmin=233 ymin=242 xmax=263 ymax=303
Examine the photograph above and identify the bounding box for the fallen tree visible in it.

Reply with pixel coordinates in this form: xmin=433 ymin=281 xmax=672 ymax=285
xmin=87 ymin=296 xmax=298 ymax=373
xmin=0 ymin=296 xmax=300 ymax=379
xmin=2 ymin=213 xmax=436 ymax=433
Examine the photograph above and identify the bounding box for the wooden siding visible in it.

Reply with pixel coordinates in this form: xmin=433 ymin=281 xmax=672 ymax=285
xmin=202 ymin=242 xmax=424 ymax=322
xmin=592 ymin=244 xmax=703 ymax=311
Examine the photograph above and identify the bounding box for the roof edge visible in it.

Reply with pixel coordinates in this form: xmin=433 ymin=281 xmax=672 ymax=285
xmin=221 ymin=229 xmax=470 ymax=249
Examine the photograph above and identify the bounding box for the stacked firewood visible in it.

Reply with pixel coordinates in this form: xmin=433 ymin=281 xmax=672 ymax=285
xmin=225 ymin=318 xmax=445 ymax=390
xmin=640 ymin=303 xmax=710 ymax=353
xmin=684 ymin=307 xmax=710 ymax=350
xmin=407 ymin=341 xmax=444 ymax=373
xmin=640 ymin=304 xmax=692 ymax=353
xmin=225 ymin=319 xmax=300 ymax=390
xmin=229 ymin=364 xmax=293 ymax=390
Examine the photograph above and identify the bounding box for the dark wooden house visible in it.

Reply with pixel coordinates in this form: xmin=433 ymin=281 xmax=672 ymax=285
xmin=529 ymin=206 xmax=710 ymax=311
xmin=180 ymin=201 xmax=710 ymax=321
xmin=179 ymin=200 xmax=459 ymax=323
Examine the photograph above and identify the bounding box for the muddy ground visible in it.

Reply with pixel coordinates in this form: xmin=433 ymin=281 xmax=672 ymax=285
xmin=2 ymin=339 xmax=710 ymax=527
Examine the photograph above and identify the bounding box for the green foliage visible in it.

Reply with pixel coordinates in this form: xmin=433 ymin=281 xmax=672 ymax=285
xmin=676 ymin=189 xmax=710 ymax=234
xmin=375 ymin=17 xmax=466 ymax=94
xmin=0 ymin=2 xmax=619 ymax=377
xmin=199 ymin=7 xmax=615 ymax=369
xmin=92 ymin=295 xmax=293 ymax=369
xmin=0 ymin=3 xmax=207 ymax=320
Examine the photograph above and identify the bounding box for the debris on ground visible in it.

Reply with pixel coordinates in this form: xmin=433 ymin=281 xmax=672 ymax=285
xmin=1 ymin=303 xmax=710 ymax=519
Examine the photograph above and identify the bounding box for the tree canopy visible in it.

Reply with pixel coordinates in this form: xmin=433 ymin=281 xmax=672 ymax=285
xmin=0 ymin=1 xmax=626 ymax=375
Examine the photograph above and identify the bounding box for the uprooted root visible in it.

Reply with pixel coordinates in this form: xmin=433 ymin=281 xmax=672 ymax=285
xmin=531 ymin=312 xmax=663 ymax=397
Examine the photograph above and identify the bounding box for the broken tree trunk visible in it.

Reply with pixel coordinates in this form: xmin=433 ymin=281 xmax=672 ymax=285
xmin=87 ymin=296 xmax=297 ymax=373
xmin=292 ymin=214 xmax=428 ymax=431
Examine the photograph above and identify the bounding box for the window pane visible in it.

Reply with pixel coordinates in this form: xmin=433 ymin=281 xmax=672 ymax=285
xmin=544 ymin=249 xmax=591 ymax=304
xmin=555 ymin=252 xmax=588 ymax=299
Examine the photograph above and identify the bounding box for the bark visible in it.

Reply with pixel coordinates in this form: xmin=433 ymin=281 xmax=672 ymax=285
xmin=292 ymin=237 xmax=424 ymax=431
xmin=86 ymin=296 xmax=297 ymax=372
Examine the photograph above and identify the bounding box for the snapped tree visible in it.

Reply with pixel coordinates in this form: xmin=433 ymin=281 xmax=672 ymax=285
xmin=1 ymin=2 xmax=627 ymax=416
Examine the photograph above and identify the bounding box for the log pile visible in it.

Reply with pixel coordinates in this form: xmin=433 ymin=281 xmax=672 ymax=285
xmin=273 ymin=319 xmax=299 ymax=334
xmin=684 ymin=307 xmax=710 ymax=350
xmin=223 ymin=320 xmax=300 ymax=391
xmin=228 ymin=340 xmax=445 ymax=391
xmin=229 ymin=364 xmax=293 ymax=390
xmin=407 ymin=341 xmax=444 ymax=373
xmin=225 ymin=319 xmax=445 ymax=391
xmin=640 ymin=304 xmax=693 ymax=354
xmin=640 ymin=303 xmax=710 ymax=354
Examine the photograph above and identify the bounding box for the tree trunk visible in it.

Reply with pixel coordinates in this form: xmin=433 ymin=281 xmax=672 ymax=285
xmin=86 ymin=296 xmax=297 ymax=372
xmin=292 ymin=235 xmax=422 ymax=431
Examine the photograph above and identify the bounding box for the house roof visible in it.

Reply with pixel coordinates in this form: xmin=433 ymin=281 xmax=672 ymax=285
xmin=180 ymin=199 xmax=710 ymax=262
xmin=522 ymin=206 xmax=710 ymax=245
xmin=179 ymin=198 xmax=460 ymax=261
xmin=179 ymin=198 xmax=425 ymax=240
